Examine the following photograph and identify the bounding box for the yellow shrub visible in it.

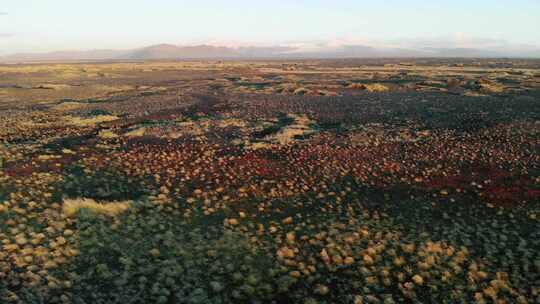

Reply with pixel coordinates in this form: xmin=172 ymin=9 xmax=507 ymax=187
xmin=124 ymin=127 xmax=146 ymax=137
xmin=62 ymin=198 xmax=130 ymax=218
xmin=64 ymin=115 xmax=118 ymax=127
xmin=98 ymin=129 xmax=118 ymax=139
xmin=364 ymin=83 xmax=389 ymax=92
xmin=348 ymin=83 xmax=389 ymax=92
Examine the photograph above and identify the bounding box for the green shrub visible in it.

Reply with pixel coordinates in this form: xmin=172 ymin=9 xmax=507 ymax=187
xmin=67 ymin=202 xmax=281 ymax=304
xmin=61 ymin=165 xmax=149 ymax=201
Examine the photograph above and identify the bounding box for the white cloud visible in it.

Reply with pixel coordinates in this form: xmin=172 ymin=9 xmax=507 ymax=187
xmin=277 ymin=34 xmax=539 ymax=54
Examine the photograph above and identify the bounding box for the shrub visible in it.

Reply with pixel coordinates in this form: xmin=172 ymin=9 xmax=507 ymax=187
xmin=61 ymin=165 xmax=149 ymax=201
xmin=67 ymin=203 xmax=281 ymax=304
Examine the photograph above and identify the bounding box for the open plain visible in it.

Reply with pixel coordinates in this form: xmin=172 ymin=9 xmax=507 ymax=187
xmin=0 ymin=59 xmax=539 ymax=303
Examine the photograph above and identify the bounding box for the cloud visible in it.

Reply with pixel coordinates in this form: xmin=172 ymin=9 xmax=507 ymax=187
xmin=0 ymin=33 xmax=13 ymax=38
xmin=259 ymin=35 xmax=540 ymax=58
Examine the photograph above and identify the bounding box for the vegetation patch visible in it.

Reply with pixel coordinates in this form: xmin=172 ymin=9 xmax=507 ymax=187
xmin=1 ymin=60 xmax=539 ymax=303
xmin=61 ymin=165 xmax=150 ymax=201
xmin=85 ymin=109 xmax=113 ymax=117
xmin=63 ymin=115 xmax=119 ymax=127
xmin=65 ymin=204 xmax=280 ymax=304
xmin=62 ymin=198 xmax=131 ymax=218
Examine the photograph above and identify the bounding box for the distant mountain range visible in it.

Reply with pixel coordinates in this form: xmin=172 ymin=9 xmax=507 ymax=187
xmin=2 ymin=43 xmax=539 ymax=63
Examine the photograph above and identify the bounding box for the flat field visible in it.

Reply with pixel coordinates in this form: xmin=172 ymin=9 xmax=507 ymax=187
xmin=0 ymin=59 xmax=539 ymax=303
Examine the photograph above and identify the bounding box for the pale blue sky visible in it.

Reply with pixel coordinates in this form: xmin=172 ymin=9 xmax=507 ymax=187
xmin=1 ymin=0 xmax=539 ymax=54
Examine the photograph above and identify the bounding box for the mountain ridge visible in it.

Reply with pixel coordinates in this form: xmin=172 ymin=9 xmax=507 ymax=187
xmin=2 ymin=43 xmax=539 ymax=63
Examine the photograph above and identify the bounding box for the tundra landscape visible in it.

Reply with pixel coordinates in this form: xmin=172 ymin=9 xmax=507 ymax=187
xmin=0 ymin=59 xmax=539 ymax=303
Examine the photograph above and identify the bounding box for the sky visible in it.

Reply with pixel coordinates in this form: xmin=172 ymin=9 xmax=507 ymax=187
xmin=1 ymin=0 xmax=540 ymax=55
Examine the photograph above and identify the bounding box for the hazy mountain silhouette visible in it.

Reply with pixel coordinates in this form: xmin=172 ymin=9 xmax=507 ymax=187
xmin=0 ymin=49 xmax=130 ymax=62
xmin=126 ymin=44 xmax=240 ymax=59
xmin=1 ymin=43 xmax=539 ymax=62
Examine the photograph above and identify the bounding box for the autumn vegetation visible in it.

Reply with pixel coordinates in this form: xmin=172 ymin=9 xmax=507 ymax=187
xmin=0 ymin=59 xmax=539 ymax=303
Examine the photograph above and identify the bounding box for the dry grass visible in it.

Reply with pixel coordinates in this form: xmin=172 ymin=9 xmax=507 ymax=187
xmin=217 ymin=118 xmax=246 ymax=128
xmin=35 ymin=84 xmax=72 ymax=90
xmin=37 ymin=154 xmax=61 ymax=161
xmin=166 ymin=120 xmax=212 ymax=138
xmin=124 ymin=127 xmax=146 ymax=137
xmin=348 ymin=83 xmax=389 ymax=92
xmin=480 ymin=82 xmax=505 ymax=93
xmin=246 ymin=115 xmax=317 ymax=149
xmin=51 ymin=102 xmax=86 ymax=112
xmin=98 ymin=129 xmax=119 ymax=139
xmin=64 ymin=115 xmax=118 ymax=127
xmin=262 ymin=114 xmax=315 ymax=145
xmin=347 ymin=82 xmax=365 ymax=89
xmin=274 ymin=126 xmax=311 ymax=144
xmin=247 ymin=141 xmax=273 ymax=149
xmin=63 ymin=198 xmax=131 ymax=218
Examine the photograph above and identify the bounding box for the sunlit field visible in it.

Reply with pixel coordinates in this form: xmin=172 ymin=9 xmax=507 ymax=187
xmin=0 ymin=59 xmax=539 ymax=303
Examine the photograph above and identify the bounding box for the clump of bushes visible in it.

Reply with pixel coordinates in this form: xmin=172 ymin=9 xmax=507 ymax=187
xmin=85 ymin=109 xmax=113 ymax=117
xmin=67 ymin=202 xmax=282 ymax=303
xmin=252 ymin=114 xmax=297 ymax=139
xmin=43 ymin=133 xmax=96 ymax=151
xmin=61 ymin=165 xmax=149 ymax=201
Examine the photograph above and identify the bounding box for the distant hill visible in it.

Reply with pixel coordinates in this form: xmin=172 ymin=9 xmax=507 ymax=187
xmin=127 ymin=44 xmax=240 ymax=59
xmin=0 ymin=49 xmax=131 ymax=62
xmin=1 ymin=43 xmax=539 ymax=63
xmin=0 ymin=44 xmax=298 ymax=62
